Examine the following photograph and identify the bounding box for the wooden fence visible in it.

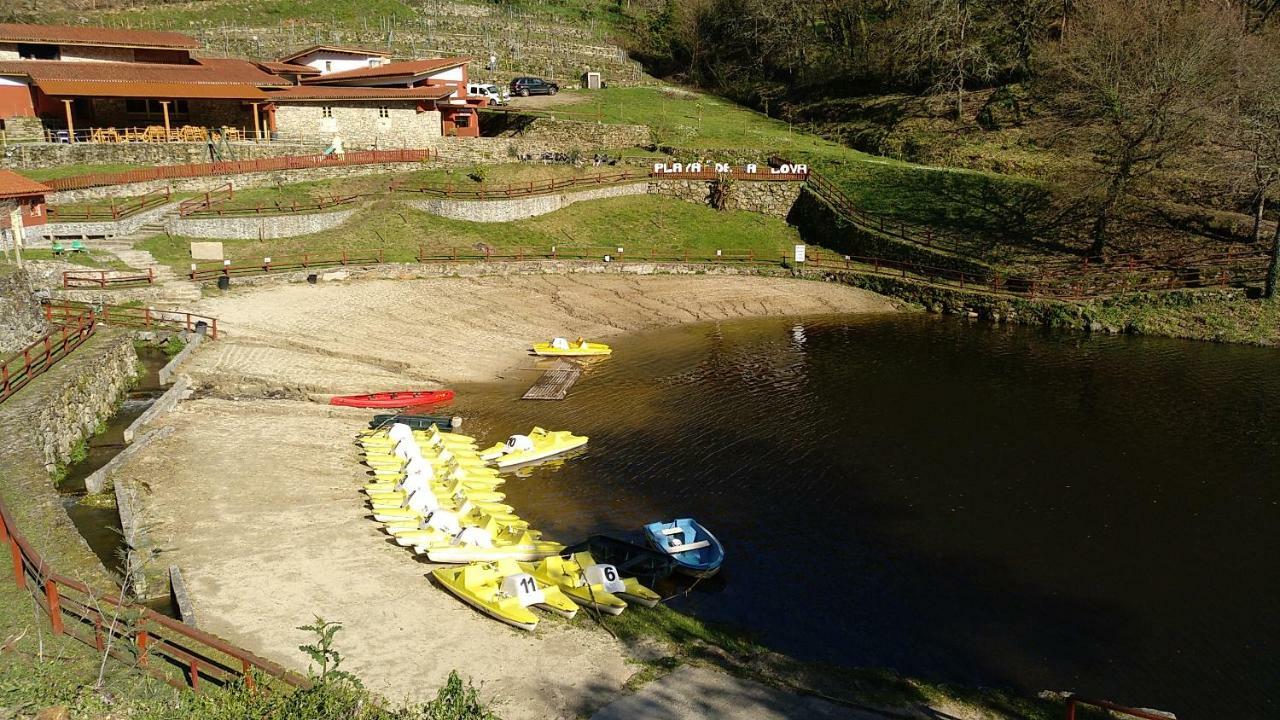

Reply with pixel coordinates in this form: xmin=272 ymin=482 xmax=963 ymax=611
xmin=43 ymin=149 xmax=436 ymax=191
xmin=63 ymin=269 xmax=156 ymax=289
xmin=188 ymin=251 xmax=385 ymax=281
xmin=0 ymin=498 xmax=305 ymax=693
xmin=0 ymin=310 xmax=96 ymax=404
xmin=44 ymin=302 xmax=219 ymax=340
xmin=47 ymin=188 xmax=172 ymax=222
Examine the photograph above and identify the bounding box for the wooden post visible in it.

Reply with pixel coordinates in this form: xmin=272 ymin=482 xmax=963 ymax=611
xmin=251 ymin=103 xmax=261 ymax=141
xmin=45 ymin=579 xmax=63 ymax=634
xmin=8 ymin=532 xmax=24 ymax=589
xmin=160 ymin=101 xmax=171 ymax=140
xmin=61 ymin=100 xmax=75 ymax=143
xmin=136 ymin=627 xmax=150 ymax=667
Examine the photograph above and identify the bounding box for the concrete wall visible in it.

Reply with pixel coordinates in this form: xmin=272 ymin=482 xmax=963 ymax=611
xmin=407 ymin=181 xmax=647 ymax=222
xmin=274 ymin=102 xmax=441 ymax=148
xmin=0 ymin=267 xmax=46 ymax=354
xmin=169 ymin=206 xmax=358 ymax=239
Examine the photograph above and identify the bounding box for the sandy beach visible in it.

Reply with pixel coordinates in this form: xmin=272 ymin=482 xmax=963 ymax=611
xmin=115 ymin=273 xmax=898 ymax=717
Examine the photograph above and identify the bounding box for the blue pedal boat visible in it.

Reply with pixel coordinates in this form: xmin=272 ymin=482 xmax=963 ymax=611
xmin=643 ymin=518 xmax=724 ymax=578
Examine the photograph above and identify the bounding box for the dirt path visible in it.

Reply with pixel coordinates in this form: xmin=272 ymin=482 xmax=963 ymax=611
xmin=118 ymin=398 xmax=641 ymax=720
xmin=186 ymin=273 xmax=897 ymax=395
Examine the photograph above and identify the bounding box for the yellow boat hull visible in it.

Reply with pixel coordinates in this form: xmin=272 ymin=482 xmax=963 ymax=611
xmin=531 ymin=341 xmax=612 ymax=357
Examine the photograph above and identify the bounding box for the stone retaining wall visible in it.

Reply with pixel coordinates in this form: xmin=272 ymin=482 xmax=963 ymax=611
xmin=39 ymin=201 xmax=181 ymax=240
xmin=405 ymin=182 xmax=647 ymax=222
xmin=0 ymin=267 xmax=46 ymax=354
xmin=647 ymin=179 xmax=802 ymax=218
xmin=47 ymin=162 xmax=430 ymax=204
xmin=493 ymin=117 xmax=651 ymax=149
xmin=36 ymin=332 xmax=138 ymax=472
xmin=2 ymin=141 xmax=317 ymax=170
xmin=169 ymin=206 xmax=359 ymax=240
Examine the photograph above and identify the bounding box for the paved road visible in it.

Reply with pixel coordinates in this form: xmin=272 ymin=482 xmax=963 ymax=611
xmin=591 ymin=667 xmax=888 ymax=720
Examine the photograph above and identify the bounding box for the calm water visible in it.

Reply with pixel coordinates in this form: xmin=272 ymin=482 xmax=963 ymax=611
xmin=448 ymin=315 xmax=1278 ymax=719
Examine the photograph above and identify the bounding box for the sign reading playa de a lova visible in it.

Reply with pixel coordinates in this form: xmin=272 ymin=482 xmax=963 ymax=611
xmin=652 ymin=162 xmax=809 ymax=175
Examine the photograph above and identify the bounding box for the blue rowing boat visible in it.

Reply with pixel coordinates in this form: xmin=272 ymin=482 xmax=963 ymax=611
xmin=643 ymin=518 xmax=724 ymax=578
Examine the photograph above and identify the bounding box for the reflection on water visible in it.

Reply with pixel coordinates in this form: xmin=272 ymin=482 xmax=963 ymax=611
xmin=448 ymin=314 xmax=1279 ymax=720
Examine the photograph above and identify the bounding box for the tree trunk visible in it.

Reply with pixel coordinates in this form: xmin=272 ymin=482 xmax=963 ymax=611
xmin=1252 ymin=192 xmax=1266 ymax=244
xmin=1266 ymin=217 xmax=1280 ymax=299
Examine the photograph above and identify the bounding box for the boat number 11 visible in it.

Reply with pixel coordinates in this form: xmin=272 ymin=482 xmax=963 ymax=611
xmin=519 ymin=577 xmax=537 ymax=593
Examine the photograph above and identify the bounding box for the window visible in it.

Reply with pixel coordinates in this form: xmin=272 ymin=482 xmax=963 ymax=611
xmin=321 ymin=106 xmax=333 ymax=118
xmin=17 ymin=43 xmax=59 ymax=60
xmin=378 ymin=107 xmax=390 ymax=118
xmin=369 ymin=58 xmax=379 ymax=68
xmin=324 ymin=60 xmax=332 ymax=72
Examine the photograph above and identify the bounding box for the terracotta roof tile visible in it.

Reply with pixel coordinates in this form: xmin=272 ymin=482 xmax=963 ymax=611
xmin=0 ymin=58 xmax=288 ymax=87
xmin=34 ymin=79 xmax=266 ymax=100
xmin=255 ymin=60 xmax=321 ymax=76
xmin=303 ymin=57 xmax=470 ymax=84
xmin=279 ymin=45 xmax=392 ymax=63
xmin=0 ymin=23 xmax=199 ymax=50
xmin=0 ymin=170 xmax=49 ymax=198
xmin=264 ymin=85 xmax=453 ymax=101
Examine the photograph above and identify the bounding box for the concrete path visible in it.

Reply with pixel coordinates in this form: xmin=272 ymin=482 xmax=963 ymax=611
xmin=98 ymin=235 xmax=203 ymax=305
xmin=591 ymin=667 xmax=887 ymax=720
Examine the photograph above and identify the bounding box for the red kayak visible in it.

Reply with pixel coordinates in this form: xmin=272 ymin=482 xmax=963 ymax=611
xmin=329 ymin=390 xmax=455 ymax=409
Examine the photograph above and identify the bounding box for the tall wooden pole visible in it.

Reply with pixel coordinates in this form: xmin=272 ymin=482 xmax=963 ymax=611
xmin=61 ymin=100 xmax=75 ymax=143
xmin=160 ymin=101 xmax=171 ymax=140
xmin=251 ymin=103 xmax=261 ymax=141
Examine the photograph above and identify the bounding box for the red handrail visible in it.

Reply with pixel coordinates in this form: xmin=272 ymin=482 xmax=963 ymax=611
xmin=44 ymin=302 xmax=219 ymax=340
xmin=0 ymin=497 xmax=304 ymax=692
xmin=62 ymin=268 xmax=155 ymax=289
xmin=0 ymin=311 xmax=95 ymax=404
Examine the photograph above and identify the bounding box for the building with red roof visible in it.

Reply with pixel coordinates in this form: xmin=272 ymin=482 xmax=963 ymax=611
xmin=0 ymin=170 xmax=49 ymax=241
xmin=0 ymin=24 xmax=486 ymax=146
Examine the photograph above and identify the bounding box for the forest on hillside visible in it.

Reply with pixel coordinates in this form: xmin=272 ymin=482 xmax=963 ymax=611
xmin=616 ymin=0 xmax=1280 ymax=279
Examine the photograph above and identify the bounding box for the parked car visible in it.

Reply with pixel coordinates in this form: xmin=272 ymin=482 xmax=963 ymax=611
xmin=510 ymin=77 xmax=559 ymax=97
xmin=467 ymin=83 xmax=508 ymax=105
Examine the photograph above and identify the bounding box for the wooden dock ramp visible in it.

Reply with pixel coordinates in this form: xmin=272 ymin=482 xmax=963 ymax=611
xmin=522 ymin=359 xmax=582 ymax=400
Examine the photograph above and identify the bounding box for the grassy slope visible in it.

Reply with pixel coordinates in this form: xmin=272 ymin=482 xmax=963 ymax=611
xmin=142 ymin=195 xmax=800 ymax=270
xmin=18 ymin=163 xmax=153 ymax=182
xmin=42 ymin=0 xmax=416 ymax=27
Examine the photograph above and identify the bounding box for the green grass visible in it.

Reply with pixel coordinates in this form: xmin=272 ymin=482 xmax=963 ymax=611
xmin=141 ymin=195 xmax=801 ymax=270
xmin=18 ymin=164 xmax=151 ymax=182
xmin=18 ymin=248 xmax=132 ymax=270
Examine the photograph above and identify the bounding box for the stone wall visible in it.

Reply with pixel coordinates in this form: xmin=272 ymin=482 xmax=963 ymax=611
xmin=34 ymin=332 xmax=138 ymax=472
xmin=169 ymin=206 xmax=359 ymax=239
xmin=0 ymin=267 xmax=46 ymax=354
xmin=2 ymin=140 xmax=318 ymax=171
xmin=647 ymin=179 xmax=802 ymax=218
xmin=48 ymin=162 xmax=429 ymax=203
xmin=492 ymin=116 xmax=651 ymax=149
xmin=39 ymin=201 xmax=181 ymax=240
xmin=275 ymin=102 xmax=441 ymax=149
xmin=406 ymin=182 xmax=647 ymax=222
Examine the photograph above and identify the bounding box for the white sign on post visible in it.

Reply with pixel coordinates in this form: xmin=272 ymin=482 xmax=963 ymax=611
xmin=501 ymin=573 xmax=546 ymax=607
xmin=794 ymin=244 xmax=806 ymax=263
xmin=584 ymin=564 xmax=626 ymax=594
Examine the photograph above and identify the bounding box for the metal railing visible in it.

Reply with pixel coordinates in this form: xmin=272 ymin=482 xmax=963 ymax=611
xmin=0 ymin=498 xmax=304 ymax=693
xmin=47 ymin=188 xmax=172 ymax=223
xmin=44 ymin=149 xmax=436 ymax=191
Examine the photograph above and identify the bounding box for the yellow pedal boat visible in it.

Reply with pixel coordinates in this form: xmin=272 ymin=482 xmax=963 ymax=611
xmin=532 ymin=337 xmax=612 ymax=357
xmin=519 ymin=553 xmax=634 ymax=615
xmin=480 ymin=427 xmax=588 ymax=468
xmin=431 ymin=559 xmax=578 ymax=631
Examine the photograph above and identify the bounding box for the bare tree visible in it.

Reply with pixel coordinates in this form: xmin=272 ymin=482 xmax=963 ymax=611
xmin=1044 ymin=0 xmax=1239 ymax=257
xmin=894 ymin=0 xmax=1001 ymax=119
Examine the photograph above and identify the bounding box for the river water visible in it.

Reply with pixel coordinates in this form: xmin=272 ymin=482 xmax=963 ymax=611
xmin=449 ymin=314 xmax=1278 ymax=720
